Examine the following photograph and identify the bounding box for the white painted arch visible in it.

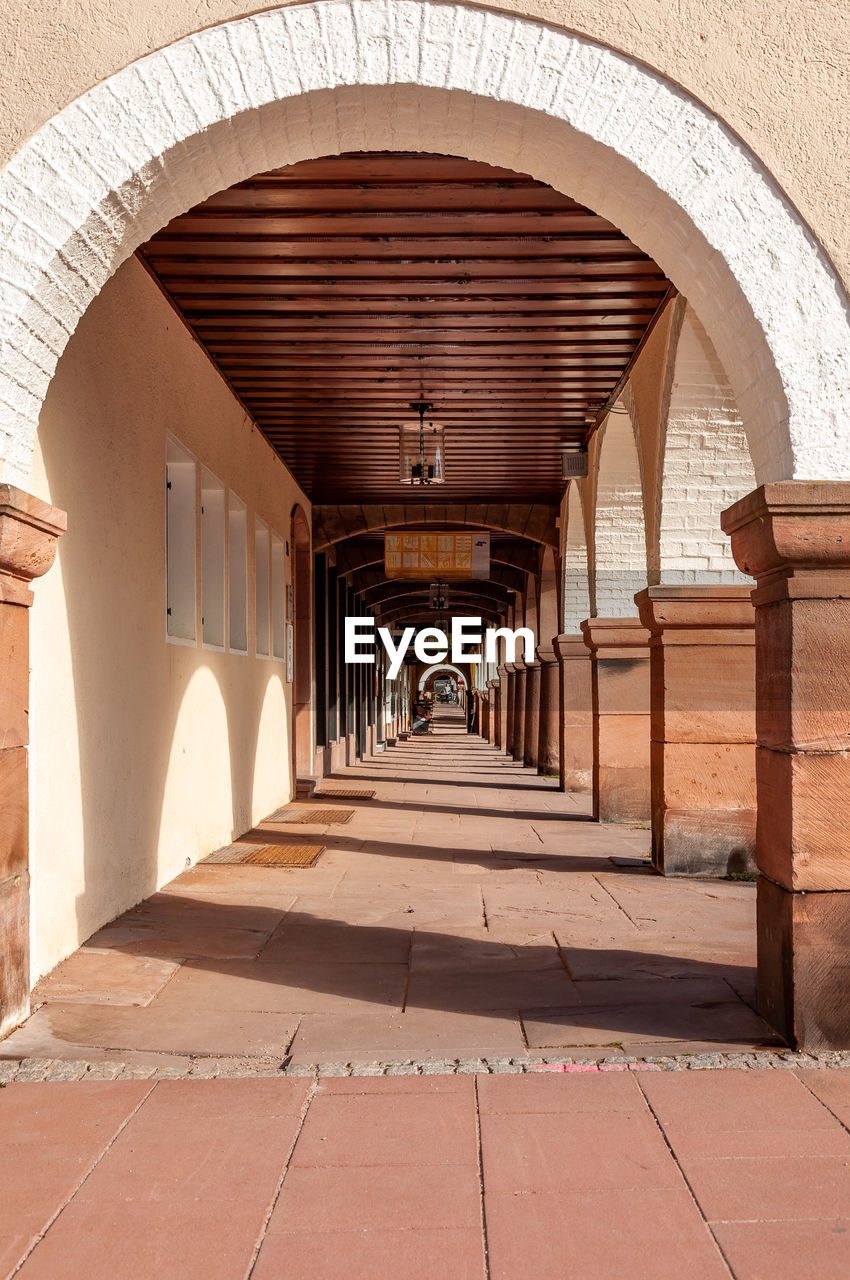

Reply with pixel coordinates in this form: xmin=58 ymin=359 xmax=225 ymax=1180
xmin=418 ymin=664 xmax=468 ymax=690
xmin=1 ymin=0 xmax=848 ymax=488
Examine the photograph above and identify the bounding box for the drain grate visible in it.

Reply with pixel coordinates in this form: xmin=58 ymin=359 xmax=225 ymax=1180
xmin=314 ymin=788 xmax=376 ymax=799
xmin=202 ymin=842 xmax=325 ymax=867
xmin=267 ymin=807 xmax=354 ymax=824
xmin=242 ymin=843 xmax=324 ymax=867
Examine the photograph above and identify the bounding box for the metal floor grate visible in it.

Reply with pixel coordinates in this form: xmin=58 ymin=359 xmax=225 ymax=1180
xmin=242 ymin=843 xmax=324 ymax=867
xmin=267 ymin=807 xmax=354 ymax=824
xmin=314 ymin=788 xmax=376 ymax=799
xmin=202 ymin=843 xmax=255 ymax=864
xmin=202 ymin=842 xmax=325 ymax=867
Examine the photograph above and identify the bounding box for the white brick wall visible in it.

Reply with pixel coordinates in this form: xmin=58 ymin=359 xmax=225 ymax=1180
xmin=562 ymin=480 xmax=591 ymax=632
xmin=655 ymin=305 xmax=756 ymax=583
xmin=0 ymin=0 xmax=848 ymax=488
xmin=592 ymin=404 xmax=647 ymax=618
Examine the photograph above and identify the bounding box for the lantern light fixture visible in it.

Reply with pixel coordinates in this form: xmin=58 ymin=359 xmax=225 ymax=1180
xmin=399 ymin=399 xmax=445 ymax=485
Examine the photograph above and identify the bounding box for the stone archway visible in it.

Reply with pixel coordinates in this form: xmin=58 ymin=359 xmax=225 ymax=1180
xmin=418 ymin=663 xmax=468 ymax=692
xmin=0 ymin=0 xmax=847 ymax=491
xmin=0 ymin=0 xmax=849 ymax=1047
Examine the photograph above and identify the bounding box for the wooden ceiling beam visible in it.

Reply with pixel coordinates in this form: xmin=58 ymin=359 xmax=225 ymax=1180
xmin=141 ymin=151 xmax=671 ymax=505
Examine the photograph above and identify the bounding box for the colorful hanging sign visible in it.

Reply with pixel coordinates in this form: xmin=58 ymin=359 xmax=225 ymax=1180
xmin=384 ymin=530 xmax=490 ymax=579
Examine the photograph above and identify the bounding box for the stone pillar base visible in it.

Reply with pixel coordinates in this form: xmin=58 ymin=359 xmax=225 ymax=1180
xmin=581 ymin=618 xmax=651 ymax=823
xmin=758 ymin=877 xmax=850 ymax=1050
xmin=0 ymin=871 xmax=29 ymax=1040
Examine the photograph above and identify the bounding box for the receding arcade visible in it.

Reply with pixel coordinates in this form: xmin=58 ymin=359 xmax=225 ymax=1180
xmin=0 ymin=0 xmax=849 ymax=1058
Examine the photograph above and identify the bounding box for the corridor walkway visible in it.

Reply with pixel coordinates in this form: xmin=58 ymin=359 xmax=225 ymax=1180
xmin=4 ymin=719 xmax=850 ymax=1279
xmin=4 ymin=710 xmax=773 ymax=1066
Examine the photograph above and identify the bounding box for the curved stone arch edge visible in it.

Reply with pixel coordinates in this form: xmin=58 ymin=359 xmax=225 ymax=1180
xmin=418 ymin=663 xmax=470 ymax=690
xmin=0 ymin=0 xmax=848 ymax=489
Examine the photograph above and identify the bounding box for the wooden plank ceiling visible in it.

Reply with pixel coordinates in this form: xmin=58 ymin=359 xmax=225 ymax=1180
xmin=140 ymin=152 xmax=671 ymax=505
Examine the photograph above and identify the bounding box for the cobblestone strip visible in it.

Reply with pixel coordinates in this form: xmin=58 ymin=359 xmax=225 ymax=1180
xmin=2 ymin=1049 xmax=850 ymax=1082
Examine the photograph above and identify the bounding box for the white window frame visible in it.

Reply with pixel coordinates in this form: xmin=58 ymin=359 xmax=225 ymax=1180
xmin=227 ymin=492 xmax=248 ymax=655
xmin=271 ymin=532 xmax=287 ymax=663
xmin=200 ymin=467 xmax=226 ymax=651
xmin=255 ymin=516 xmax=271 ymax=659
xmin=165 ymin=435 xmax=198 ymax=646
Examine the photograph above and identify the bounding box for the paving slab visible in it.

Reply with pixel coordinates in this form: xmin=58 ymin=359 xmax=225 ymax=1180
xmin=485 ymin=1187 xmax=730 ymax=1280
xmin=252 ymin=1226 xmax=486 ymax=1280
xmin=522 ymin=997 xmax=779 ymax=1050
xmin=32 ymin=950 xmax=180 ymax=1007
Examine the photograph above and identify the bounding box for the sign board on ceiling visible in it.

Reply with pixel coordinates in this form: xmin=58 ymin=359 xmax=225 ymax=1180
xmin=384 ymin=531 xmax=490 ymax=579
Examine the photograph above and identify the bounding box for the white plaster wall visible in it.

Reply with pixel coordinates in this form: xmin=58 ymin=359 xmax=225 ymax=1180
xmin=654 ymin=304 xmax=756 ymax=584
xmin=27 ymin=256 xmax=307 ymax=982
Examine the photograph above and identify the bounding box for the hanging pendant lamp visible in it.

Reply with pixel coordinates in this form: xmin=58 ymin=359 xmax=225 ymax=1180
xmin=399 ymin=399 xmax=445 ymax=485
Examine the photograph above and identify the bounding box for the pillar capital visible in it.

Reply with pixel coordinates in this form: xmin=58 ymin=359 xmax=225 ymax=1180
xmin=721 ymin=481 xmax=850 ymax=583
xmin=555 ymin=632 xmax=590 ymax=661
xmin=535 ymin=643 xmax=557 ymax=666
xmin=635 ymin=585 xmax=755 ymax=645
xmin=580 ymin=615 xmax=651 ymax=658
xmin=500 ymin=662 xmax=515 ymax=676
xmin=0 ymin=485 xmax=67 ymax=606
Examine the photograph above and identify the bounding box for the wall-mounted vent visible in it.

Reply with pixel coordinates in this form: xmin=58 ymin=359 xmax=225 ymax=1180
xmin=561 ymin=448 xmax=589 ymax=478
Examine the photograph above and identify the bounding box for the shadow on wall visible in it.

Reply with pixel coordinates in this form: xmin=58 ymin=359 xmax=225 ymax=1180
xmin=30 ymin=275 xmax=291 ymax=973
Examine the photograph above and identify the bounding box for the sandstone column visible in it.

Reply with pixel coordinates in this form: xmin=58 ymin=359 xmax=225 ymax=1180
xmin=479 ymin=689 xmax=489 ymax=740
xmin=581 ymin=618 xmax=651 ymax=822
xmin=556 ymin=634 xmax=593 ymax=793
xmin=510 ymin=659 xmax=527 ymax=762
xmin=486 ymin=679 xmax=499 ymax=745
xmin=723 ymin=483 xmax=850 ymax=1049
xmin=496 ymin=665 xmax=510 ymax=751
xmin=0 ymin=486 xmax=66 ymax=1039
xmin=523 ymin=657 xmax=541 ymax=769
xmin=536 ymin=644 xmax=560 ymax=776
xmin=636 ymin=586 xmax=756 ymax=877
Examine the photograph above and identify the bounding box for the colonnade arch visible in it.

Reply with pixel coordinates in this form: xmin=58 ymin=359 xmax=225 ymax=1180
xmin=654 ymin=301 xmax=756 ymax=586
xmin=418 ymin=664 xmax=468 ymax=692
xmin=0 ymin=0 xmax=848 ymax=1050
xmin=0 ymin=0 xmax=847 ymax=488
xmin=590 ymin=402 xmax=648 ymax=617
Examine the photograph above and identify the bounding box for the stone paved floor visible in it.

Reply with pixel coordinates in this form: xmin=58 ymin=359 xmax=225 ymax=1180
xmin=3 ymin=711 xmax=850 ymax=1277
xmin=3 ymin=1069 xmax=850 ymax=1278
xmin=4 ymin=708 xmax=775 ymax=1068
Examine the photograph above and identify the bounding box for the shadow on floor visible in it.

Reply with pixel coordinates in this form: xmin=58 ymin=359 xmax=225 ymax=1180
xmin=17 ymin=896 xmax=777 ymax=1056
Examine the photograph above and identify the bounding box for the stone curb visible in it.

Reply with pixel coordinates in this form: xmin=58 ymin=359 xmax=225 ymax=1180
xmin=2 ymin=1049 xmax=850 ymax=1082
